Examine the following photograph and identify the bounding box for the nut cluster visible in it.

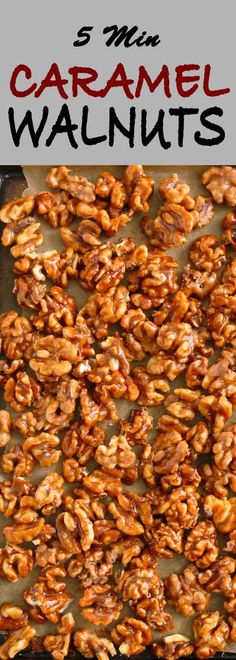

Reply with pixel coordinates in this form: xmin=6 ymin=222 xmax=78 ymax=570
xmin=0 ymin=164 xmax=236 ymax=659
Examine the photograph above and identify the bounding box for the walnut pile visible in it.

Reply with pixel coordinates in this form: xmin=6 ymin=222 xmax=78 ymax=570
xmin=0 ymin=164 xmax=236 ymax=660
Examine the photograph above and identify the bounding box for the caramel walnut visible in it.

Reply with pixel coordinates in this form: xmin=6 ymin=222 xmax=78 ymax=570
xmin=43 ymin=613 xmax=75 ymax=660
xmin=47 ymin=166 xmax=95 ymax=201
xmin=88 ymin=335 xmax=139 ymax=403
xmin=3 ymin=512 xmax=46 ymax=545
xmin=0 ymin=195 xmax=34 ymax=223
xmin=222 ymin=211 xmax=236 ymax=248
xmin=156 ymin=413 xmax=188 ymax=436
xmin=23 ymin=433 xmax=61 ymax=467
xmin=193 ymin=195 xmax=215 ymax=228
xmin=157 ymin=485 xmax=200 ymax=529
xmin=0 ymin=604 xmax=28 ymax=631
xmin=164 ymin=388 xmax=200 ymax=420
xmin=207 ymin=282 xmax=236 ymax=348
xmin=78 ymin=242 xmax=126 ymax=292
xmin=106 ymin=538 xmax=144 ymax=567
xmin=3 ymin=372 xmax=40 ymax=412
xmin=29 ymin=335 xmax=78 ymax=379
xmin=222 ymin=257 xmax=236 ymax=285
xmin=225 ymin=530 xmax=236 ymax=554
xmin=61 ymin=219 xmax=101 ymax=253
xmin=198 ymin=556 xmax=236 ymax=596
xmin=189 ymin=234 xmax=226 ymax=272
xmin=119 ymin=408 xmax=153 ymax=444
xmin=57 ymin=500 xmax=94 ymax=553
xmin=81 ymin=286 xmax=130 ymax=339
xmin=35 ymin=190 xmax=73 ymax=227
xmin=146 ymin=352 xmax=186 ymax=383
xmin=43 ymin=633 xmax=71 ymax=660
xmin=63 ymin=459 xmax=87 ymax=483
xmin=95 ymin=435 xmax=136 ymax=473
xmin=33 ymin=473 xmax=64 ymax=515
xmin=95 ymin=171 xmax=127 ymax=207
xmin=13 ymin=275 xmax=47 ymax=310
xmin=79 ymin=389 xmax=117 ymax=428
xmin=135 ymin=594 xmax=173 ymax=632
xmin=0 ymin=625 xmax=35 ymax=660
xmin=141 ymin=203 xmax=197 ymax=249
xmin=181 ymin=265 xmax=218 ymax=299
xmin=152 ymin=635 xmax=194 ymax=660
xmin=62 ymin=323 xmax=94 ymax=370
xmin=202 ymin=357 xmax=236 ymax=400
xmin=0 ymin=411 xmax=11 ymax=448
xmin=160 ymin=463 xmax=201 ymax=492
xmin=123 ymin=165 xmax=154 ymax=212
xmin=0 ymin=445 xmax=35 ymax=477
xmin=185 ymin=356 xmax=209 ymax=389
xmin=213 ymin=423 xmax=236 ymax=472
xmin=14 ymin=387 xmax=79 ymax=436
xmin=73 ymin=630 xmax=116 ymax=660
xmin=187 ymin=424 xmax=211 ymax=460
xmin=116 ymin=492 xmax=153 ymax=529
xmin=227 ymin=610 xmax=236 ymax=643
xmin=108 ymin=499 xmax=144 ymax=536
xmin=202 ymin=165 xmax=236 ymax=205
xmin=115 ymin=565 xmax=160 ymax=602
xmin=0 ymin=544 xmax=34 ymax=582
xmin=198 ymin=393 xmax=233 ymax=437
xmin=155 ymin=321 xmax=200 ymax=364
xmin=145 ymin=522 xmax=183 ymax=559
xmin=61 ymin=422 xmax=105 ymax=461
xmin=128 ymin=250 xmax=178 ymax=310
xmin=152 ymin=290 xmax=203 ymax=328
xmin=131 ymin=366 xmax=169 ymax=406
xmin=184 ymin=521 xmax=219 ymax=568
xmin=115 ymin=551 xmax=171 ymax=632
xmin=91 ymin=208 xmax=133 ymax=236
xmin=193 ymin=611 xmax=229 ymax=659
xmin=0 ymin=311 xmax=32 ymax=360
xmin=61 ymin=219 xmax=102 ymax=254
xmin=121 ymin=308 xmax=157 ymax=359
xmin=158 ymin=173 xmax=192 ymax=205
xmin=13 ymin=254 xmax=45 ymax=281
xmin=79 ymin=584 xmax=122 ymax=626
xmin=111 ymin=617 xmax=152 ymax=656
xmin=0 ymin=477 xmax=32 ymax=518
xmin=24 ymin=565 xmax=73 ymax=624
xmin=0 ymin=358 xmax=24 ymax=387
xmin=92 ymin=520 xmax=121 ymax=547
xmin=68 ymin=547 xmax=112 ymax=587
xmin=151 ymin=440 xmax=189 ymax=476
xmin=204 ymin=494 xmax=236 ymax=533
xmin=32 ymin=286 xmax=77 ymax=334
xmin=1 ymin=216 xmax=43 ymax=258
xmin=165 ymin=565 xmax=210 ymax=616
xmin=56 ymin=511 xmax=81 ymax=555
xmin=35 ymin=544 xmax=67 ymax=569
xmin=42 ymin=248 xmax=79 ymax=288
xmin=200 ymin=462 xmax=236 ymax=499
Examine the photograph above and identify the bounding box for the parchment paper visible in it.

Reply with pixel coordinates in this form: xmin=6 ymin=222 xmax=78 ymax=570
xmin=0 ymin=166 xmax=235 ymax=649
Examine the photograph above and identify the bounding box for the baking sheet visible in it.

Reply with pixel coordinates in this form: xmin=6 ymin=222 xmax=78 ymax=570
xmin=0 ymin=165 xmax=235 ymax=655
